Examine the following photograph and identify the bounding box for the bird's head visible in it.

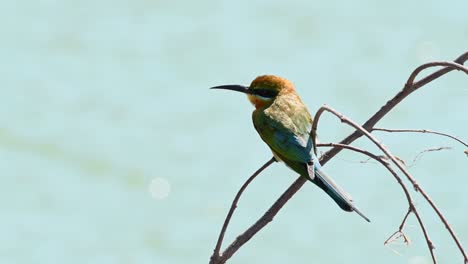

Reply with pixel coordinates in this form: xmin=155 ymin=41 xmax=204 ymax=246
xmin=211 ymin=75 xmax=295 ymax=108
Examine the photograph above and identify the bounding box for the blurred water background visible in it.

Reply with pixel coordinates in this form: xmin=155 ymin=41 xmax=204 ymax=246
xmin=1 ymin=0 xmax=467 ymax=263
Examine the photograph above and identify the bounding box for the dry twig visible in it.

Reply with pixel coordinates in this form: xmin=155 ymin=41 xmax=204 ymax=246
xmin=317 ymin=143 xmax=429 ymax=256
xmin=313 ymin=106 xmax=438 ymax=263
xmin=210 ymin=51 xmax=468 ymax=264
xmin=373 ymin=128 xmax=468 ymax=148
xmin=210 ymin=158 xmax=275 ymax=264
xmin=408 ymin=147 xmax=452 ymax=167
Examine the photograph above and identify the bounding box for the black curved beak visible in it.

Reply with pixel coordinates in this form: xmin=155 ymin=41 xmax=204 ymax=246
xmin=210 ymin=85 xmax=252 ymax=94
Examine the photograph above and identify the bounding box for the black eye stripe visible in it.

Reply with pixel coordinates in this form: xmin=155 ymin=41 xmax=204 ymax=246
xmin=254 ymin=89 xmax=277 ymax=98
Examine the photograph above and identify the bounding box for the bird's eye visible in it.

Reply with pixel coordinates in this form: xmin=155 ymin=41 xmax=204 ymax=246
xmin=255 ymin=89 xmax=277 ymax=98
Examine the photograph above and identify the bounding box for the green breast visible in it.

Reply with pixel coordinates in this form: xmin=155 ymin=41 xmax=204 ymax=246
xmin=253 ymin=93 xmax=312 ymax=137
xmin=252 ymin=92 xmax=313 ymax=169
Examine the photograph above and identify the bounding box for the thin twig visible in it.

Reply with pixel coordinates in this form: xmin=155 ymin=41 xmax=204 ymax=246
xmin=398 ymin=208 xmax=413 ymax=231
xmin=210 ymin=158 xmax=275 ymax=264
xmin=316 ymin=143 xmax=388 ymax=165
xmin=316 ymin=106 xmax=439 ymax=263
xmin=384 ymin=209 xmax=412 ymax=246
xmin=405 ymin=61 xmax=468 ymax=89
xmin=408 ymin=53 xmax=468 ymax=90
xmin=409 ymin=147 xmax=451 ymax=167
xmin=314 ymin=52 xmax=468 ymax=163
xmin=211 ymin=51 xmax=468 ymax=264
xmin=373 ymin=128 xmax=468 ymax=148
xmin=215 ymin=175 xmax=306 ymax=263
xmin=317 ymin=143 xmax=432 ymax=258
xmin=318 ymin=106 xmax=468 ymax=263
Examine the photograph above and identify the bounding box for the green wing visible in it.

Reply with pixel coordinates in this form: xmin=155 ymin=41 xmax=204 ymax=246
xmin=252 ymin=109 xmax=314 ymax=164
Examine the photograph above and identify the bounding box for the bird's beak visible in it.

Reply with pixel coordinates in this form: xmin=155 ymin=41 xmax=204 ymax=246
xmin=210 ymin=85 xmax=252 ymax=94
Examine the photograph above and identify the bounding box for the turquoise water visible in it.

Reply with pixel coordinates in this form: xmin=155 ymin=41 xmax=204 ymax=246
xmin=1 ymin=0 xmax=467 ymax=263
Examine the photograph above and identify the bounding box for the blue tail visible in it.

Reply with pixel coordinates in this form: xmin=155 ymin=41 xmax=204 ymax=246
xmin=309 ymin=164 xmax=370 ymax=222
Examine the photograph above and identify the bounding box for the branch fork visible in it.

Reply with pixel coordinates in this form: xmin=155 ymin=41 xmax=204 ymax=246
xmin=210 ymin=51 xmax=468 ymax=264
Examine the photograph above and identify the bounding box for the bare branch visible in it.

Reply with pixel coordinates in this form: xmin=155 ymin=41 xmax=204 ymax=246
xmin=318 ymin=142 xmax=435 ymax=261
xmin=214 ymin=175 xmax=306 ymax=263
xmin=405 ymin=61 xmax=468 ymax=89
xmin=410 ymin=52 xmax=468 ymax=90
xmin=316 ymin=107 xmax=440 ymax=263
xmin=373 ymin=128 xmax=468 ymax=148
xmin=317 ymin=143 xmax=388 ymax=165
xmin=210 ymin=158 xmax=275 ymax=264
xmin=315 ymin=51 xmax=468 ymax=163
xmin=210 ymin=51 xmax=468 ymax=264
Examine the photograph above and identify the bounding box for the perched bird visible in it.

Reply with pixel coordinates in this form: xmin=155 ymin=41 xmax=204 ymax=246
xmin=211 ymin=75 xmax=369 ymax=222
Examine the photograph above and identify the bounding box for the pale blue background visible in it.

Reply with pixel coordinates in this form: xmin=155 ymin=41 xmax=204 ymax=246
xmin=0 ymin=0 xmax=467 ymax=263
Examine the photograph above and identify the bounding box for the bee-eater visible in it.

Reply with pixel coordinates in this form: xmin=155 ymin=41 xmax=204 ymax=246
xmin=211 ymin=75 xmax=370 ymax=222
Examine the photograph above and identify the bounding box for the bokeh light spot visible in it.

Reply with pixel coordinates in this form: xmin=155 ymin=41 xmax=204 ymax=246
xmin=149 ymin=177 xmax=171 ymax=200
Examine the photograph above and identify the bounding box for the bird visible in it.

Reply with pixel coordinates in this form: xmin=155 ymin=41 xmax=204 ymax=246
xmin=211 ymin=75 xmax=370 ymax=222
